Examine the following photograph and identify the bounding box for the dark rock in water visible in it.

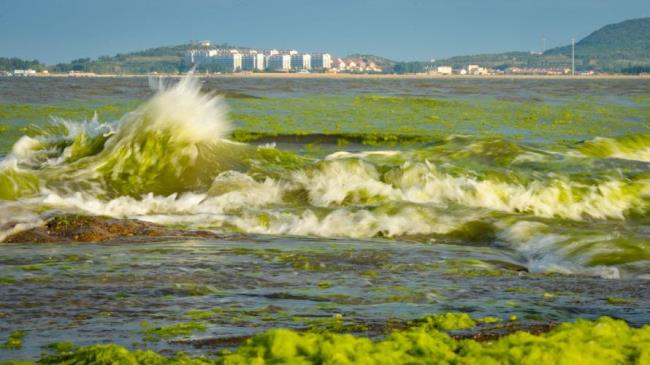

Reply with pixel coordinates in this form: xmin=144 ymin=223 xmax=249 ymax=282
xmin=3 ymin=214 xmax=221 ymax=243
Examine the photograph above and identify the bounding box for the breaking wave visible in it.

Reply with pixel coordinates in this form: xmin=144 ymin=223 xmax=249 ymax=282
xmin=578 ymin=134 xmax=650 ymax=162
xmin=0 ymin=77 xmax=648 ymax=279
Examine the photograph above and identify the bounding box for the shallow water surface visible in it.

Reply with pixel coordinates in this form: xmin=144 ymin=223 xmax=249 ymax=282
xmin=1 ymin=237 xmax=648 ymax=360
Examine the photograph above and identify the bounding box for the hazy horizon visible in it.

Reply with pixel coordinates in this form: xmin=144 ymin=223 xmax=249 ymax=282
xmin=1 ymin=0 xmax=649 ymax=64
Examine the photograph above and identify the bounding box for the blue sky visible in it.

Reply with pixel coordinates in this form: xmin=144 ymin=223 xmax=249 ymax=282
xmin=1 ymin=0 xmax=648 ymax=64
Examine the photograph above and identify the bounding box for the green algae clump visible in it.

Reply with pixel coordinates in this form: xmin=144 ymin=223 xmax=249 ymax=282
xmin=416 ymin=312 xmax=477 ymax=331
xmin=2 ymin=330 xmax=26 ymax=350
xmin=459 ymin=317 xmax=650 ymax=364
xmin=39 ymin=344 xmax=173 ymax=365
xmin=5 ymin=317 xmax=650 ymax=364
xmin=141 ymin=321 xmax=207 ymax=342
xmin=219 ymin=317 xmax=649 ymax=365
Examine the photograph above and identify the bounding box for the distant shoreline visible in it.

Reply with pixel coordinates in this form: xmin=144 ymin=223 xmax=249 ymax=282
xmin=5 ymin=73 xmax=650 ymax=80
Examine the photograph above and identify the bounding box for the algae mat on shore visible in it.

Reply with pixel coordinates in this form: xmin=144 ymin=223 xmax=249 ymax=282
xmin=3 ymin=316 xmax=648 ymax=365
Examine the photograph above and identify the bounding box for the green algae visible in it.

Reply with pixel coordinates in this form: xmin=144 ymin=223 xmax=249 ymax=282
xmin=3 ymin=93 xmax=648 ymax=158
xmin=276 ymin=253 xmax=333 ymax=271
xmin=63 ymin=132 xmax=111 ymax=163
xmin=12 ymin=317 xmax=649 ymax=364
xmin=35 ymin=344 xmax=217 ymax=365
xmin=141 ymin=321 xmax=207 ymax=342
xmin=478 ymin=316 xmax=500 ymax=324
xmin=19 ymin=265 xmax=43 ymax=271
xmin=171 ymin=283 xmax=220 ymax=296
xmin=578 ymin=134 xmax=650 ymax=161
xmin=360 ymin=270 xmax=379 ymax=278
xmin=42 ymin=341 xmax=75 ymax=353
xmin=298 ymin=313 xmax=371 ymax=334
xmin=0 ymin=168 xmax=40 ymax=200
xmin=607 ymin=296 xmax=634 ymax=305
xmin=505 ymin=287 xmax=533 ymax=293
xmin=225 ymin=94 xmax=650 ymax=147
xmin=0 ymin=100 xmax=138 ymax=125
xmin=412 ymin=312 xmax=477 ymax=331
xmin=1 ymin=330 xmax=26 ymax=350
xmin=186 ymin=310 xmax=217 ymax=320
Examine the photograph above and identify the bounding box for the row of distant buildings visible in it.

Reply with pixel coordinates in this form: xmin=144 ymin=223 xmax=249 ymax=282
xmin=430 ymin=64 xmax=596 ymax=76
xmin=185 ymin=42 xmax=384 ymax=73
xmin=430 ymin=65 xmax=494 ymax=76
xmin=186 ymin=48 xmax=333 ymax=72
xmin=1 ymin=69 xmax=49 ymax=76
xmin=331 ymin=58 xmax=383 ymax=73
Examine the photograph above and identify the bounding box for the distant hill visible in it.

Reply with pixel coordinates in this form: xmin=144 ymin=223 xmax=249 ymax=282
xmin=433 ymin=17 xmax=650 ymax=73
xmin=432 ymin=52 xmax=544 ymax=71
xmin=51 ymin=43 xmax=243 ymax=74
xmin=547 ymin=17 xmax=650 ymax=58
xmin=546 ymin=17 xmax=650 ymax=71
xmin=0 ymin=57 xmax=47 ymax=72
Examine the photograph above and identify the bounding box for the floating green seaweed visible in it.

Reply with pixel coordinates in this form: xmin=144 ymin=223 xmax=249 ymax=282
xmin=2 ymin=330 xmax=26 ymax=350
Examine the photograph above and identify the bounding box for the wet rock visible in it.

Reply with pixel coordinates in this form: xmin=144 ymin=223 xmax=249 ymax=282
xmin=170 ymin=320 xmax=557 ymax=350
xmin=2 ymin=214 xmax=221 ymax=243
xmin=452 ymin=322 xmax=557 ymax=342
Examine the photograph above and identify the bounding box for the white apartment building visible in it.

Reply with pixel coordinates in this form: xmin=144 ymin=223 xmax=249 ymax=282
xmin=212 ymin=51 xmax=242 ymax=72
xmin=241 ymin=52 xmax=266 ymax=71
xmin=186 ymin=49 xmax=243 ymax=72
xmin=291 ymin=54 xmax=311 ymax=70
xmin=267 ymin=54 xmax=291 ymax=71
xmin=311 ymin=53 xmax=332 ymax=69
xmin=186 ymin=49 xmax=218 ymax=64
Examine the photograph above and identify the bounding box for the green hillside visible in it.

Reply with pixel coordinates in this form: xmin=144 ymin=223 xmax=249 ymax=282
xmin=432 ymin=52 xmax=567 ymax=71
xmin=548 ymin=17 xmax=650 ymax=58
xmin=51 ymin=43 xmax=242 ymax=74
xmin=0 ymin=57 xmax=47 ymax=72
xmin=434 ymin=17 xmax=650 ymax=73
xmin=546 ymin=17 xmax=650 ymax=72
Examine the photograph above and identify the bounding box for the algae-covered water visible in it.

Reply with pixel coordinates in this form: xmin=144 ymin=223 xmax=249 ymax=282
xmin=0 ymin=76 xmax=648 ymax=361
